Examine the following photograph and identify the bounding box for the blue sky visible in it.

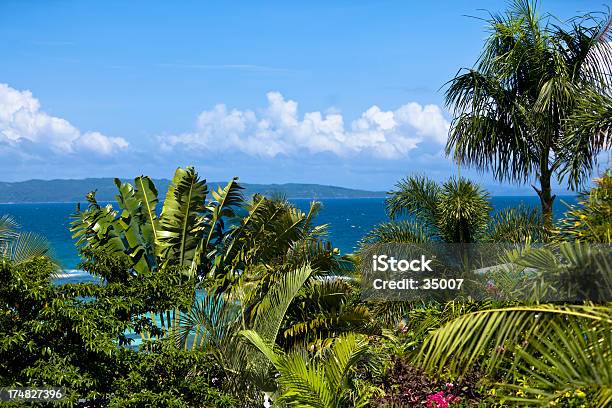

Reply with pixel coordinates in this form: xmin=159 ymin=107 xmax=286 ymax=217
xmin=0 ymin=0 xmax=608 ymax=192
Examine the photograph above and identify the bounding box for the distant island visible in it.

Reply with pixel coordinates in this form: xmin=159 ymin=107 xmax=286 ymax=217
xmin=0 ymin=178 xmax=387 ymax=203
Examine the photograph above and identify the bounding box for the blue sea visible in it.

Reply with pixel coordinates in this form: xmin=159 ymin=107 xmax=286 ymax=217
xmin=0 ymin=196 xmax=577 ymax=277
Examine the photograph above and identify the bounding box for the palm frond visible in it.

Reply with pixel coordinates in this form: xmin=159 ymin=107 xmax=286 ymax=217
xmin=499 ymin=316 xmax=611 ymax=406
xmin=485 ymin=204 xmax=547 ymax=243
xmin=251 ymin=264 xmax=313 ymax=347
xmin=504 ymin=241 xmax=612 ymax=303
xmin=175 ymin=291 xmax=241 ymax=351
xmin=385 ymin=176 xmax=440 ymax=222
xmin=418 ymin=303 xmax=612 ymax=398
xmin=359 ymin=220 xmax=434 ymax=246
xmin=0 ymin=215 xmax=19 ymax=255
xmin=563 ymin=91 xmax=612 ymax=188
xmin=242 ymin=331 xmax=374 ymax=408
xmin=6 ymin=231 xmax=51 ymax=264
xmin=437 ymin=178 xmax=491 ymax=242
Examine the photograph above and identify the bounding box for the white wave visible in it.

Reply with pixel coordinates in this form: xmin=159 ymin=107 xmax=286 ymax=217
xmin=54 ymin=269 xmax=89 ymax=279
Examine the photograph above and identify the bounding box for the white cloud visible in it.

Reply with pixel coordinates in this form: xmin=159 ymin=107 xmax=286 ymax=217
xmin=160 ymin=92 xmax=450 ymax=159
xmin=0 ymin=83 xmax=128 ymax=156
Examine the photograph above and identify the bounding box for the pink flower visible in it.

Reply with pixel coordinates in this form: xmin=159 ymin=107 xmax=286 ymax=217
xmin=426 ymin=391 xmax=460 ymax=408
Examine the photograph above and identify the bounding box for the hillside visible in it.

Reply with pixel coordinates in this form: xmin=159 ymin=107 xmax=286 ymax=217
xmin=0 ymin=178 xmax=386 ymax=203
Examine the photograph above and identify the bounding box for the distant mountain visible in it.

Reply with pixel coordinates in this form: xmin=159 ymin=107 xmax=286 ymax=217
xmin=0 ymin=178 xmax=386 ymax=203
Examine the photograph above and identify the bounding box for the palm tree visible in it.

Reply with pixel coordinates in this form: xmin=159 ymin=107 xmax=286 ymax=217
xmin=360 ymin=175 xmax=552 ymax=327
xmin=445 ymin=0 xmax=612 ymax=225
xmin=484 ymin=204 xmax=548 ymax=243
xmin=364 ymin=176 xmax=491 ymax=245
xmin=175 ymin=265 xmax=314 ymax=396
xmin=242 ymin=331 xmax=377 ymax=408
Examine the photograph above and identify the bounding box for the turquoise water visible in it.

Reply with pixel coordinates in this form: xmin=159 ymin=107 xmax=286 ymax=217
xmin=0 ymin=196 xmax=577 ymax=271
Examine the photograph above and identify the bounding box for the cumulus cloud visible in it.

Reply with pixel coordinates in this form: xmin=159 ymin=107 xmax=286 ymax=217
xmin=160 ymin=92 xmax=450 ymax=159
xmin=0 ymin=83 xmax=128 ymax=156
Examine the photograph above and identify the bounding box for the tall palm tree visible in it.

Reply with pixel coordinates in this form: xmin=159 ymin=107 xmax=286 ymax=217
xmin=445 ymin=0 xmax=612 ymax=225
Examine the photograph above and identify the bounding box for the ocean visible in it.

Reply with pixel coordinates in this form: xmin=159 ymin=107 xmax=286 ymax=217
xmin=0 ymin=196 xmax=577 ymax=277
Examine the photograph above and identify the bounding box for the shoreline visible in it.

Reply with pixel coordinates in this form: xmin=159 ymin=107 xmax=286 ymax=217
xmin=0 ymin=194 xmax=579 ymax=205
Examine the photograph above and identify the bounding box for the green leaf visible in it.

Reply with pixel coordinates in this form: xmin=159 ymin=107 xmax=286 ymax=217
xmin=157 ymin=166 xmax=208 ymax=268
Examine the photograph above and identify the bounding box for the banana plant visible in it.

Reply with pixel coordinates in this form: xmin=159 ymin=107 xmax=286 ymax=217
xmin=70 ymin=166 xmax=244 ymax=278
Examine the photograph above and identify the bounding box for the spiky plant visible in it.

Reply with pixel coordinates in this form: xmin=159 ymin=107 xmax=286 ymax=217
xmin=418 ymin=303 xmax=612 ymax=406
xmin=418 ymin=242 xmax=612 ymax=406
xmin=242 ymin=331 xmax=378 ymax=408
xmin=563 ymin=90 xmax=612 ymax=185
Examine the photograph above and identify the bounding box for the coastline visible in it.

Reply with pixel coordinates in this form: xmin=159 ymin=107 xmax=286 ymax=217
xmin=0 ymin=194 xmax=579 ymax=205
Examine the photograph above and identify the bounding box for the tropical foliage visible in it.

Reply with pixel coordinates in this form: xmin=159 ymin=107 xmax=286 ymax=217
xmin=485 ymin=205 xmax=548 ymax=244
xmin=369 ymin=176 xmax=492 ymax=245
xmin=418 ymin=303 xmax=612 ymax=406
xmin=558 ymin=170 xmax=612 ymax=242
xmin=363 ymin=175 xmax=549 ymax=250
xmin=243 ymin=331 xmax=378 ymax=408
xmin=70 ymin=167 xmax=244 ymax=278
xmin=3 ymin=173 xmax=610 ymax=407
xmin=1 ymin=1 xmax=611 ymax=407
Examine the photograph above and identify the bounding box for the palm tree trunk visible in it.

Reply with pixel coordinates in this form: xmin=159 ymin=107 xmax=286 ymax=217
xmin=532 ymin=164 xmax=556 ymax=228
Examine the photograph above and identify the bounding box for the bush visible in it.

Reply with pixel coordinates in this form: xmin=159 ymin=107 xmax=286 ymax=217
xmin=0 ymin=256 xmax=236 ymax=406
xmin=370 ymin=357 xmax=484 ymax=407
xmin=110 ymin=342 xmax=236 ymax=407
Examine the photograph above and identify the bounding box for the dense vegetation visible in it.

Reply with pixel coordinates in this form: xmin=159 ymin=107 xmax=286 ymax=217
xmin=1 ymin=1 xmax=610 ymax=407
